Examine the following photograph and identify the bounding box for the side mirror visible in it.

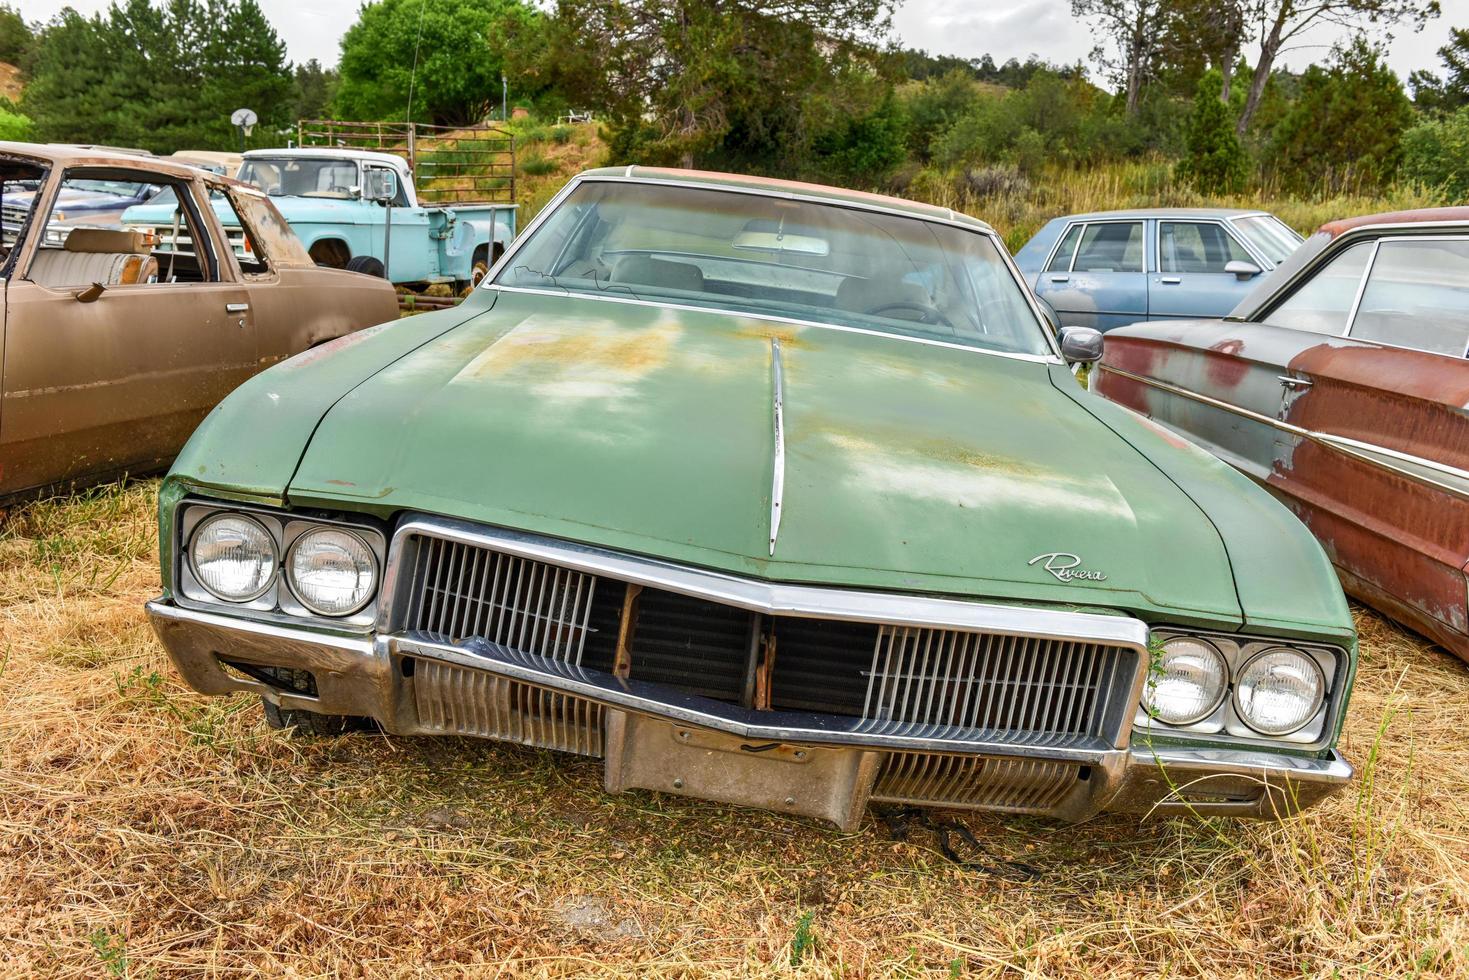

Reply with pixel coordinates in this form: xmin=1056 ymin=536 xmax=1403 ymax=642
xmin=1225 ymin=259 xmax=1261 ymax=281
xmin=74 ymin=282 xmax=106 ymax=303
xmin=362 ymin=169 xmax=398 ymax=204
xmin=1059 ymin=326 xmax=1104 ymax=364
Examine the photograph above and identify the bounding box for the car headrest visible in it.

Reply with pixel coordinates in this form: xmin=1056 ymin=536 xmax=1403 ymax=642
xmin=63 ymin=228 xmax=154 ymax=255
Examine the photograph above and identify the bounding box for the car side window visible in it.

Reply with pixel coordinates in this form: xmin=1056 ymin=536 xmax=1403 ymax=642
xmin=214 ymin=191 xmax=271 ymax=276
xmin=1262 ymin=241 xmax=1372 ymax=335
xmin=1045 ymin=223 xmax=1083 ymax=272
xmin=1159 ymin=222 xmax=1252 ymax=274
xmin=1073 ymin=222 xmax=1143 ymax=273
xmin=1349 ymin=239 xmax=1469 ymax=357
xmin=26 ymin=171 xmax=216 ymax=289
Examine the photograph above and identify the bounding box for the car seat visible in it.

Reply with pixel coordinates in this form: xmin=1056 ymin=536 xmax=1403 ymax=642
xmin=27 ymin=228 xmax=158 ymax=288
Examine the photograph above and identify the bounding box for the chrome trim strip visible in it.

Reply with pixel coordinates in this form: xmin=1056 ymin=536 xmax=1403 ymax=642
xmin=378 ymin=515 xmax=1153 ymax=649
xmin=491 ymin=285 xmax=1061 ymax=365
xmin=1340 ymin=238 xmax=1380 ymax=335
xmin=1100 ymin=364 xmax=1469 ymax=501
xmin=388 ymin=633 xmax=1121 ymax=761
xmin=769 ymin=338 xmax=785 ymax=555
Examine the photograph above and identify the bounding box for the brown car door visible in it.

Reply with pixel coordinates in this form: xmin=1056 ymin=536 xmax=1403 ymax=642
xmin=0 ymin=171 xmax=257 ymax=498
xmin=1276 ymin=235 xmax=1469 ymax=654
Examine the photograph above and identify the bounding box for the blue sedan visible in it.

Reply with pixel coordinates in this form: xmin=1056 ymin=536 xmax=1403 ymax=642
xmin=1013 ymin=208 xmax=1303 ymax=332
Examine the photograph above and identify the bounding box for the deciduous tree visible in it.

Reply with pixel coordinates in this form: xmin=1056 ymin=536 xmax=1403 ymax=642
xmin=1236 ymin=0 xmax=1438 ymax=135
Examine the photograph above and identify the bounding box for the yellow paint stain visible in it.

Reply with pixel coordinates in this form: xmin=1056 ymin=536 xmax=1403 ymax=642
xmin=452 ymin=314 xmax=682 ymax=386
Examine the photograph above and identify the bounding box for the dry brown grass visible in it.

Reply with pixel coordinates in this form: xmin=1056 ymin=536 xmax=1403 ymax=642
xmin=3 ymin=481 xmax=1468 ymax=977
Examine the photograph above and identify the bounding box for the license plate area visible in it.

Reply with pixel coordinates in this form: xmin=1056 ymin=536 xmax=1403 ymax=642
xmin=602 ymin=710 xmax=880 ymax=830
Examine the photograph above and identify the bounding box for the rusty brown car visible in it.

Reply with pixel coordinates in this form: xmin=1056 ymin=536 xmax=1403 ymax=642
xmin=1094 ymin=207 xmax=1469 ymax=663
xmin=0 ymin=143 xmax=399 ymax=505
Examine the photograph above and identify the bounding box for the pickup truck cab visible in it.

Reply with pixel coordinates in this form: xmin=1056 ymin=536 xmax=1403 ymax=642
xmin=125 ymin=147 xmax=516 ymax=289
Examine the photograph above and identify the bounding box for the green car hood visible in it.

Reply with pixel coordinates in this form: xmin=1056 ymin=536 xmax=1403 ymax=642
xmin=266 ymin=290 xmax=1250 ymax=624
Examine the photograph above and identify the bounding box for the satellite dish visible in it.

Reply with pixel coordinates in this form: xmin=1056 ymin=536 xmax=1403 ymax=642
xmin=230 ymin=108 xmax=258 ymax=136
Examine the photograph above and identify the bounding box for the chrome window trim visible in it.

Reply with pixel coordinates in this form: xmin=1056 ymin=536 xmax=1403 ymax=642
xmin=1246 ymin=222 xmax=1469 ymax=324
xmin=1098 ymin=364 xmax=1469 ymax=501
xmin=1342 ymin=234 xmax=1469 ymax=356
xmin=1340 ymin=238 xmax=1381 ymax=336
xmin=484 ymin=171 xmax=1063 ymax=362
xmin=377 ymin=514 xmax=1152 ymax=651
xmin=1041 ymin=218 xmax=1147 ymax=275
xmin=1155 ymin=217 xmax=1271 ymax=275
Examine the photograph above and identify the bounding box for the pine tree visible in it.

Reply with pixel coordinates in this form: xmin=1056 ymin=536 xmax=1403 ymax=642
xmin=1176 ymin=70 xmax=1249 ymax=193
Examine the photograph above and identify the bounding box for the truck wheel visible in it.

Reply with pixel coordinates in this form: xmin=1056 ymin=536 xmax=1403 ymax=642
xmin=345 ymin=255 xmax=387 ymax=278
xmin=459 ymin=254 xmax=491 ymax=297
xmin=261 ymin=698 xmax=364 ymax=736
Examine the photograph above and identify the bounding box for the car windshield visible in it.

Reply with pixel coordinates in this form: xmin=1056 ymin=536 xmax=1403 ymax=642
xmin=1231 ymin=214 xmax=1303 ymax=265
xmin=495 ymin=181 xmax=1051 ymax=357
xmin=238 ymin=157 xmax=359 ymax=198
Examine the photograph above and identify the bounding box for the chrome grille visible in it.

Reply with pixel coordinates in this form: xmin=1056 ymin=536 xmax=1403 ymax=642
xmin=404 ymin=536 xmax=599 ymax=664
xmin=413 ymin=659 xmax=604 ymax=756
xmin=396 ymin=531 xmax=1135 ymax=749
xmin=872 ymin=752 xmax=1079 ymax=811
xmin=859 ymin=626 xmax=1124 ymax=745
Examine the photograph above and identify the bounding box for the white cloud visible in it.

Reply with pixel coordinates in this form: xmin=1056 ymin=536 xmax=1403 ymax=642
xmin=21 ymin=0 xmax=1469 ymax=80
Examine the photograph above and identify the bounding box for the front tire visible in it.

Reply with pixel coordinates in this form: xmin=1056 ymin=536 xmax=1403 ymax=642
xmin=261 ymin=698 xmax=362 ymax=736
xmin=345 ymin=255 xmax=387 ymax=278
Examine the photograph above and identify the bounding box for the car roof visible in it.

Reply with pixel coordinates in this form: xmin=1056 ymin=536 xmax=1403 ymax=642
xmin=0 ymin=141 xmax=228 ymax=182
xmin=1045 ymin=207 xmax=1267 ymax=222
xmin=1320 ymin=206 xmax=1469 ymax=237
xmin=244 ymin=146 xmax=406 ymax=168
xmin=577 ymin=166 xmax=996 ymax=232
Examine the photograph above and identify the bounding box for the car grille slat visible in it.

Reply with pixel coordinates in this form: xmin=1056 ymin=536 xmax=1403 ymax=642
xmin=405 ymin=539 xmax=598 ymax=664
xmin=396 ymin=531 xmax=1136 ymax=750
xmin=413 ymin=658 xmax=605 ymax=756
xmin=856 ymin=625 xmax=1124 ymax=746
xmin=873 ymin=753 xmax=1080 ymax=812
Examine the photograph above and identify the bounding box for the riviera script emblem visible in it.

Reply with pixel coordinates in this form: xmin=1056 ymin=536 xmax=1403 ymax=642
xmin=1029 ymin=552 xmax=1108 ymax=583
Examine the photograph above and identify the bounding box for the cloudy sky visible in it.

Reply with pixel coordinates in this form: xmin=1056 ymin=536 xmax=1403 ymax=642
xmin=22 ymin=0 xmax=1469 ymax=81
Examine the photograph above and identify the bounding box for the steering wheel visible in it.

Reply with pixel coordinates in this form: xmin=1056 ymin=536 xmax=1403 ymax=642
xmin=864 ymin=301 xmax=954 ymax=329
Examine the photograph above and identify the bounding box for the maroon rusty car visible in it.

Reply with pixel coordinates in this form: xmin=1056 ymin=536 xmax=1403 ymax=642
xmin=1094 ymin=207 xmax=1469 ymax=662
xmin=0 ymin=143 xmax=399 ymax=505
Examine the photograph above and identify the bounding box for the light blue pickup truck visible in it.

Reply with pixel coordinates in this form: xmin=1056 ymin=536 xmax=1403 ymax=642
xmin=125 ymin=138 xmax=517 ymax=290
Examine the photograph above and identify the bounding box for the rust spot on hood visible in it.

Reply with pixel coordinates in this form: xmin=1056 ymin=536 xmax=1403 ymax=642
xmin=732 ymin=324 xmax=816 ymax=350
xmin=456 ymin=315 xmax=681 ymax=382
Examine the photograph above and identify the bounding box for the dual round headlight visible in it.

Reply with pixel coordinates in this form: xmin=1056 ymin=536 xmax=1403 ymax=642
xmin=1141 ymin=636 xmax=1325 ymax=737
xmin=189 ymin=514 xmax=277 ymax=602
xmin=189 ymin=515 xmax=376 ymax=617
xmin=286 ymin=527 xmax=378 ymax=616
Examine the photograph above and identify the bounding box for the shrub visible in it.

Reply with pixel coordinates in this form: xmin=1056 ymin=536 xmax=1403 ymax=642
xmin=1402 ymin=107 xmax=1469 ymax=201
xmin=549 ymin=124 xmax=573 ymax=143
xmin=0 ymin=104 xmax=32 ymax=142
xmin=518 ymin=150 xmax=557 ymax=176
xmin=1176 ymin=71 xmax=1250 ymax=194
xmin=1263 ymin=39 xmax=1413 ymax=194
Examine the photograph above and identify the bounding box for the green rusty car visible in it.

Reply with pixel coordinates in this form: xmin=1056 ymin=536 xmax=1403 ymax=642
xmin=146 ymin=168 xmax=1356 ymax=830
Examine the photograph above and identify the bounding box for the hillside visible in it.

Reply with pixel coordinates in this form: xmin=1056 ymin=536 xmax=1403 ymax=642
xmin=0 ymin=61 xmax=22 ymax=103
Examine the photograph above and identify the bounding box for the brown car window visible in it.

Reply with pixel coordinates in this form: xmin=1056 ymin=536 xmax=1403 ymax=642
xmin=1262 ymin=241 xmax=1372 ymax=335
xmin=1350 ymin=239 xmax=1469 ymax=357
xmin=1073 ymin=222 xmax=1144 ymax=273
xmin=27 ymin=171 xmax=216 ymax=289
xmin=229 ymin=189 xmax=314 ymax=270
xmin=214 ymin=190 xmax=271 ymax=277
xmin=1159 ymin=222 xmax=1252 ymax=274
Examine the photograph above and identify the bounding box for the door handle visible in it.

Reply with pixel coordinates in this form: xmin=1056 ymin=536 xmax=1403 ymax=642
xmin=1159 ymin=277 xmax=1182 ymax=285
xmin=225 ymin=303 xmax=250 ymax=313
xmin=1049 ymin=275 xmax=1070 ymax=283
xmin=1277 ymin=375 xmax=1313 ymax=390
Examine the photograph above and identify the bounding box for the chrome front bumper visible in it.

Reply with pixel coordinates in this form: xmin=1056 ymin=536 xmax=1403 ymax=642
xmin=147 ymin=600 xmax=1354 ymax=829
